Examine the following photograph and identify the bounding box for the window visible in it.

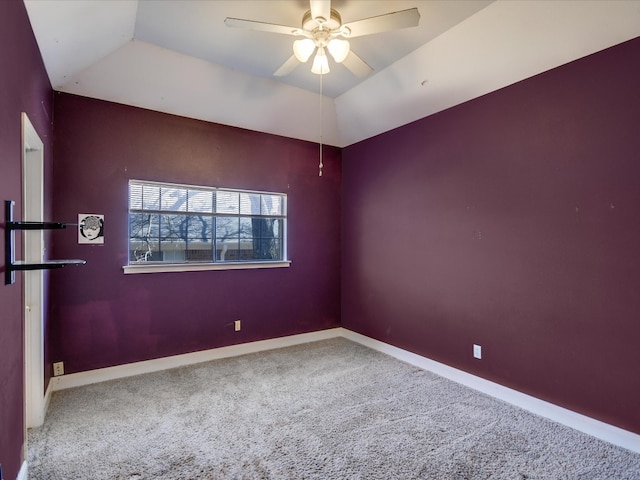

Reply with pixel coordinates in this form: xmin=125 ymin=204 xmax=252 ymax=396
xmin=126 ymin=180 xmax=287 ymax=273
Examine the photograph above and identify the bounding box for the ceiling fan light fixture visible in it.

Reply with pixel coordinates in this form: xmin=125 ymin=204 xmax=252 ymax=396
xmin=293 ymin=38 xmax=316 ymax=62
xmin=311 ymin=47 xmax=330 ymax=75
xmin=327 ymin=38 xmax=350 ymax=63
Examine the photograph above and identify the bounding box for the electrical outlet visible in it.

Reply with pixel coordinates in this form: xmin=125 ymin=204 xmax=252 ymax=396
xmin=473 ymin=344 xmax=482 ymax=359
xmin=234 ymin=320 xmax=241 ymax=332
xmin=53 ymin=361 xmax=64 ymax=376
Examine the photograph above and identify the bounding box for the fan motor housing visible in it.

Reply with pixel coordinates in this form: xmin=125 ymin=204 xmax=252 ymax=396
xmin=302 ymin=8 xmax=342 ymax=31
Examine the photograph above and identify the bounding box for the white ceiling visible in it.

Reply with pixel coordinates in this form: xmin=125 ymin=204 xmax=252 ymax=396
xmin=24 ymin=0 xmax=640 ymax=147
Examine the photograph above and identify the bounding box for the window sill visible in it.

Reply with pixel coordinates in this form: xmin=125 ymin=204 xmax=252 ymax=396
xmin=123 ymin=261 xmax=291 ymax=275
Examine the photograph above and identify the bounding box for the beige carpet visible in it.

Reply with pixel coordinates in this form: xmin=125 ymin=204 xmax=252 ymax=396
xmin=28 ymin=338 xmax=640 ymax=479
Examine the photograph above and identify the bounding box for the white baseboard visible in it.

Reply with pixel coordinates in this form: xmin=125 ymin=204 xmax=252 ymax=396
xmin=49 ymin=326 xmax=640 ymax=454
xmin=43 ymin=379 xmax=53 ymax=417
xmin=51 ymin=328 xmax=343 ymax=391
xmin=340 ymin=328 xmax=640 ymax=454
xmin=16 ymin=461 xmax=27 ymax=480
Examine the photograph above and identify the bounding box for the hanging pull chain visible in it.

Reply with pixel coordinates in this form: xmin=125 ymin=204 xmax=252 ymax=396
xmin=319 ymin=71 xmax=323 ymax=177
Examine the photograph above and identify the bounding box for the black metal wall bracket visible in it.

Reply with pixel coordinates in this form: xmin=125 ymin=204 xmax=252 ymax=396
xmin=4 ymin=200 xmax=86 ymax=285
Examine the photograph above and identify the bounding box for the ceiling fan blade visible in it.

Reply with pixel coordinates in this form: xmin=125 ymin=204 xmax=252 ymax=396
xmin=310 ymin=0 xmax=331 ymax=23
xmin=342 ymin=50 xmax=373 ymax=78
xmin=342 ymin=8 xmax=420 ymax=38
xmin=224 ymin=17 xmax=298 ymax=36
xmin=274 ymin=54 xmax=300 ymax=77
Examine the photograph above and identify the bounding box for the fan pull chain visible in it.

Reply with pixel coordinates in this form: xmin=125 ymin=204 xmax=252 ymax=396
xmin=319 ymin=70 xmax=323 ymax=177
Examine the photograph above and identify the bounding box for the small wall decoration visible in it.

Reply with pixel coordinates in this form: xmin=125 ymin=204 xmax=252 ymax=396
xmin=78 ymin=214 xmax=104 ymax=244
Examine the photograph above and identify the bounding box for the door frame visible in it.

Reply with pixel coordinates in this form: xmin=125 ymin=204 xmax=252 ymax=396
xmin=22 ymin=112 xmax=48 ymax=429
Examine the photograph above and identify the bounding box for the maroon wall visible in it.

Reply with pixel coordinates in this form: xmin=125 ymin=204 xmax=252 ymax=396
xmin=0 ymin=0 xmax=54 ymax=477
xmin=50 ymin=93 xmax=341 ymax=374
xmin=342 ymin=37 xmax=640 ymax=434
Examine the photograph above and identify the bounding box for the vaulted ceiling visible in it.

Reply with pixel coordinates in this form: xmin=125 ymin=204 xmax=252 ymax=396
xmin=24 ymin=0 xmax=640 ymax=147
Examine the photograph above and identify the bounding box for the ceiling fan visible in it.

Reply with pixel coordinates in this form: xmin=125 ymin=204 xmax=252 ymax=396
xmin=224 ymin=0 xmax=420 ymax=78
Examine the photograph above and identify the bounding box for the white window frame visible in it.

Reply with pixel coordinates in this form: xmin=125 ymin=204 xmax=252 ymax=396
xmin=123 ymin=180 xmax=290 ymax=274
